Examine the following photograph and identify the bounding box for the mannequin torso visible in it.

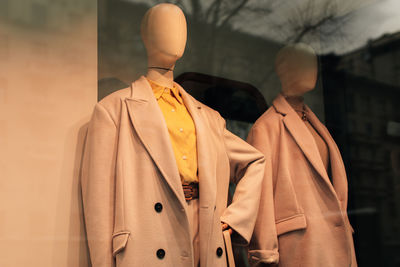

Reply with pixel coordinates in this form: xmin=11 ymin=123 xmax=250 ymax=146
xmin=285 ymin=95 xmax=330 ymax=173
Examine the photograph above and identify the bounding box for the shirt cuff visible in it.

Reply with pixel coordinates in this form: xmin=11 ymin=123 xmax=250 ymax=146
xmin=248 ymin=249 xmax=279 ymax=266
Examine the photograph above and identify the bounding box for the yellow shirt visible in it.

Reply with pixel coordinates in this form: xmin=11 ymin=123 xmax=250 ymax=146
xmin=147 ymin=78 xmax=199 ymax=184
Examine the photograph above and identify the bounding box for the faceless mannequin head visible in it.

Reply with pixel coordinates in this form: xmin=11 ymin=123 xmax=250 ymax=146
xmin=275 ymin=43 xmax=318 ymax=97
xmin=141 ymin=3 xmax=187 ymax=70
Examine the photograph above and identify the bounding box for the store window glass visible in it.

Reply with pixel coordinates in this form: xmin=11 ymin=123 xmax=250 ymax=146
xmin=98 ymin=1 xmax=400 ymax=266
xmin=2 ymin=0 xmax=400 ymax=266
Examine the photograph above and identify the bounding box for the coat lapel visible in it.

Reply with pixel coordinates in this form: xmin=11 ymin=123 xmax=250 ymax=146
xmin=177 ymin=83 xmax=217 ymax=209
xmin=177 ymin=82 xmax=217 ymax=265
xmin=305 ymin=107 xmax=348 ymax=205
xmin=273 ymin=94 xmax=336 ymax=194
xmin=124 ymin=76 xmax=186 ymax=208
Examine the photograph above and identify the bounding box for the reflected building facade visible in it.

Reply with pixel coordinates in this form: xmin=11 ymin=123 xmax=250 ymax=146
xmin=322 ymin=31 xmax=400 ymax=267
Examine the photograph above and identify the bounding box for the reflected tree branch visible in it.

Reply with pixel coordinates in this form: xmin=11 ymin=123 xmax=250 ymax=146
xmin=218 ymin=0 xmax=250 ymax=28
xmin=284 ymin=0 xmax=356 ymax=45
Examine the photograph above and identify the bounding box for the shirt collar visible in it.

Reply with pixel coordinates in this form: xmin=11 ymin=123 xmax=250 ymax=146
xmin=146 ymin=78 xmax=183 ymax=104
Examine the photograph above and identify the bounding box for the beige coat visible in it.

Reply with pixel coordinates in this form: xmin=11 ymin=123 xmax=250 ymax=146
xmin=81 ymin=76 xmax=265 ymax=267
xmin=247 ymin=94 xmax=357 ymax=267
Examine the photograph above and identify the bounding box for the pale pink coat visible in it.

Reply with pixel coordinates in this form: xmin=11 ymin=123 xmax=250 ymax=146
xmin=81 ymin=76 xmax=265 ymax=267
xmin=247 ymin=94 xmax=357 ymax=267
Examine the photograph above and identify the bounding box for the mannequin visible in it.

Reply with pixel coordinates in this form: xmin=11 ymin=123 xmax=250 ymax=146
xmin=141 ymin=1 xmax=233 ymax=230
xmin=141 ymin=3 xmax=232 ymax=264
xmin=247 ymin=43 xmax=357 ymax=266
xmin=81 ymin=3 xmax=265 ymax=267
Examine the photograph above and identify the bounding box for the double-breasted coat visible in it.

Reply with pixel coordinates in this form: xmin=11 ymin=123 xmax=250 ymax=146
xmin=81 ymin=76 xmax=265 ymax=267
xmin=247 ymin=94 xmax=357 ymax=267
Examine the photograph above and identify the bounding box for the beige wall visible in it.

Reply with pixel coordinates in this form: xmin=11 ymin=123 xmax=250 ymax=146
xmin=0 ymin=2 xmax=96 ymax=266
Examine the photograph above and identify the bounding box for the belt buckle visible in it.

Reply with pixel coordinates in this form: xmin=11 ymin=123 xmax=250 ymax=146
xmin=183 ymin=183 xmax=193 ymax=201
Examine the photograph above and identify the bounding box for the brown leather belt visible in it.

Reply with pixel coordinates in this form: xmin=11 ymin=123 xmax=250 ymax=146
xmin=182 ymin=182 xmax=199 ymax=201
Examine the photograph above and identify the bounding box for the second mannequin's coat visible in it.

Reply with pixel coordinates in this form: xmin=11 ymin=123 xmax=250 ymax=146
xmin=81 ymin=76 xmax=265 ymax=267
xmin=247 ymin=94 xmax=357 ymax=267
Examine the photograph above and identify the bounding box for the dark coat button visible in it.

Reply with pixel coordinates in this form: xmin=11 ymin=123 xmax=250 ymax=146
xmin=154 ymin=202 xmax=163 ymax=213
xmin=157 ymin=249 xmax=165 ymax=259
xmin=216 ymin=247 xmax=223 ymax=257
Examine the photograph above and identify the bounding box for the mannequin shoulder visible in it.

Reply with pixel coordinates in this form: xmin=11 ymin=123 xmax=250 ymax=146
xmin=199 ymin=102 xmax=227 ymax=128
xmin=198 ymin=101 xmax=219 ymax=116
xmin=252 ymin=106 xmax=283 ymax=131
xmin=95 ymin=87 xmax=131 ymax=121
xmin=248 ymin=107 xmax=283 ymax=147
xmin=189 ymin=98 xmax=222 ymax=120
xmin=99 ymin=87 xmax=131 ymax=106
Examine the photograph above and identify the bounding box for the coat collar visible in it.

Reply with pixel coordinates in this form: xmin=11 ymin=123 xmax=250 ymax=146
xmin=273 ymin=93 xmax=347 ymax=203
xmin=146 ymin=77 xmax=184 ymax=104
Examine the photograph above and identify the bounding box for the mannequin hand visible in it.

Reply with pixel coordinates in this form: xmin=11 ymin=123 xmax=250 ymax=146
xmin=221 ymin=222 xmax=233 ymax=235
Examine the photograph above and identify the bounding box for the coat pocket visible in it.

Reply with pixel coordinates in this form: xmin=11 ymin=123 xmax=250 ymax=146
xmin=112 ymin=231 xmax=130 ymax=257
xmin=276 ymin=214 xmax=307 ymax=236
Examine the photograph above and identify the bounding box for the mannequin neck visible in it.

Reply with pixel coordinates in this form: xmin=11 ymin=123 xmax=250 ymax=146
xmin=145 ymin=68 xmax=175 ymax=88
xmin=283 ymin=93 xmax=305 ymax=112
xmin=145 ymin=54 xmax=177 ymax=88
xmin=279 ymin=76 xmax=315 ymax=99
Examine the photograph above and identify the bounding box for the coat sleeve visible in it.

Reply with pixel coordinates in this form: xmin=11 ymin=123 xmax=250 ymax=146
xmin=81 ymin=103 xmax=118 ymax=267
xmin=219 ymin=117 xmax=265 ymax=246
xmin=247 ymin=126 xmax=279 ymax=266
